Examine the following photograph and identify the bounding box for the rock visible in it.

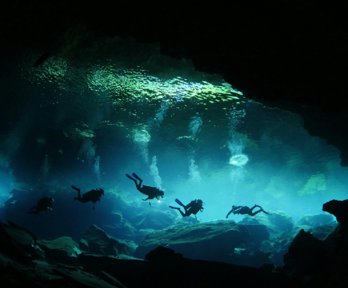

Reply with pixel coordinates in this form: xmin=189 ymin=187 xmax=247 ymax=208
xmin=283 ymin=229 xmax=329 ymax=279
xmin=80 ymin=225 xmax=131 ymax=257
xmin=0 ymin=221 xmax=43 ymax=261
xmin=297 ymin=213 xmax=336 ymax=227
xmin=323 ymin=199 xmax=348 ymax=227
xmin=145 ymin=245 xmax=183 ymax=262
xmin=239 ymin=211 xmax=295 ymax=237
xmin=296 ymin=213 xmax=337 ymax=240
xmin=135 ymin=220 xmax=270 ymax=266
xmin=129 ymin=209 xmax=176 ymax=230
xmin=38 ymin=236 xmax=81 ymax=262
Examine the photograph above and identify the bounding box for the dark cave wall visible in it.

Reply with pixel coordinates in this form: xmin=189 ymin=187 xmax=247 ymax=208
xmin=1 ymin=0 xmax=348 ymax=164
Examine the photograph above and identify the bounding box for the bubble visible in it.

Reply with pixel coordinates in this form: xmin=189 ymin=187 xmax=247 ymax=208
xmin=229 ymin=154 xmax=249 ymax=167
xmin=133 ymin=128 xmax=151 ymax=143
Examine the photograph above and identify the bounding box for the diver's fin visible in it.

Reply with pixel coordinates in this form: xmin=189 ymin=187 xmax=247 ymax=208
xmin=175 ymin=198 xmax=185 ymax=207
xmin=169 ymin=206 xmax=180 ymax=210
xmin=132 ymin=173 xmax=142 ymax=181
xmin=125 ymin=174 xmax=134 ymax=180
xmin=71 ymin=185 xmax=80 ymax=192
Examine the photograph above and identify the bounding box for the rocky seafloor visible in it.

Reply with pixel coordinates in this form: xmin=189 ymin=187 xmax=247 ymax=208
xmin=1 ymin=198 xmax=348 ymax=287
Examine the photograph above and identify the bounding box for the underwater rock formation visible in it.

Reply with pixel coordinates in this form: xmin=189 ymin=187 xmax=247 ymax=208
xmin=3 ymin=211 xmax=348 ymax=287
xmin=80 ymin=224 xmax=132 ymax=257
xmin=322 ymin=199 xmax=348 ymax=227
xmin=282 ymin=198 xmax=348 ymax=286
xmin=38 ymin=236 xmax=81 ymax=262
xmin=0 ymin=220 xmax=297 ymax=287
xmin=128 ymin=208 xmax=177 ymax=230
xmin=0 ymin=221 xmax=42 ymax=262
xmin=135 ymin=220 xmax=270 ymax=267
xmin=283 ymin=229 xmax=329 ymax=280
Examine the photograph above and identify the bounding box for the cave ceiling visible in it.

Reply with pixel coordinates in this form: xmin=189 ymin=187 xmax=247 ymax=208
xmin=1 ymin=1 xmax=348 ymax=164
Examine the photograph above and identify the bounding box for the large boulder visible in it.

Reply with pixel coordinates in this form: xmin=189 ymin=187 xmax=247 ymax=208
xmin=283 ymin=229 xmax=329 ymax=277
xmin=0 ymin=221 xmax=43 ymax=261
xmin=239 ymin=211 xmax=295 ymax=237
xmin=135 ymin=220 xmax=270 ymax=266
xmin=322 ymin=199 xmax=348 ymax=227
xmin=38 ymin=236 xmax=81 ymax=262
xmin=80 ymin=225 xmax=132 ymax=257
xmin=296 ymin=213 xmax=337 ymax=240
xmin=129 ymin=209 xmax=176 ymax=230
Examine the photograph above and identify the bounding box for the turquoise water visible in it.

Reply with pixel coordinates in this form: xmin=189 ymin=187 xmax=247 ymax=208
xmin=0 ymin=37 xmax=347 ymax=236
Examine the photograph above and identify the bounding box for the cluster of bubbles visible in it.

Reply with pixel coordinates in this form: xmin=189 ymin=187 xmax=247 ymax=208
xmin=132 ymin=127 xmax=151 ymax=163
xmin=189 ymin=114 xmax=203 ymax=137
xmin=229 ymin=154 xmax=249 ymax=167
xmin=150 ymin=155 xmax=162 ymax=190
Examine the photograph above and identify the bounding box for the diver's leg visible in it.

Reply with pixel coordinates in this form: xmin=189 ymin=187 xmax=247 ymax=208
xmin=252 ymin=205 xmax=269 ymax=215
xmin=132 ymin=173 xmax=142 ymax=182
xmin=72 ymin=186 xmax=82 ymax=200
xmin=175 ymin=198 xmax=185 ymax=207
xmin=130 ymin=173 xmax=143 ymax=188
xmin=169 ymin=206 xmax=185 ymax=217
xmin=126 ymin=173 xmax=134 ymax=180
xmin=126 ymin=174 xmax=140 ymax=188
xmin=177 ymin=209 xmax=186 ymax=217
xmin=135 ymin=179 xmax=143 ymax=190
xmin=248 ymin=205 xmax=259 ymax=215
xmin=250 ymin=209 xmax=263 ymax=216
xmin=126 ymin=174 xmax=137 ymax=183
xmin=260 ymin=207 xmax=270 ymax=215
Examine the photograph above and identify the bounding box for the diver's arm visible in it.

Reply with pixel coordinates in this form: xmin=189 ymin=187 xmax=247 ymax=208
xmin=226 ymin=209 xmax=233 ymax=218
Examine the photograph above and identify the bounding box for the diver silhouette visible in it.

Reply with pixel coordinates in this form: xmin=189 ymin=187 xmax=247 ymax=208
xmin=28 ymin=196 xmax=54 ymax=214
xmin=71 ymin=186 xmax=104 ymax=204
xmin=169 ymin=198 xmax=204 ymax=217
xmin=126 ymin=173 xmax=164 ymax=202
xmin=226 ymin=204 xmax=269 ymax=218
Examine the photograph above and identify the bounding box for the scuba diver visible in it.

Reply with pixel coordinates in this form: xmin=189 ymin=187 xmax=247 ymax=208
xmin=71 ymin=186 xmax=104 ymax=204
xmin=126 ymin=173 xmax=164 ymax=202
xmin=28 ymin=196 xmax=55 ymax=214
xmin=169 ymin=198 xmax=204 ymax=217
xmin=226 ymin=204 xmax=269 ymax=218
